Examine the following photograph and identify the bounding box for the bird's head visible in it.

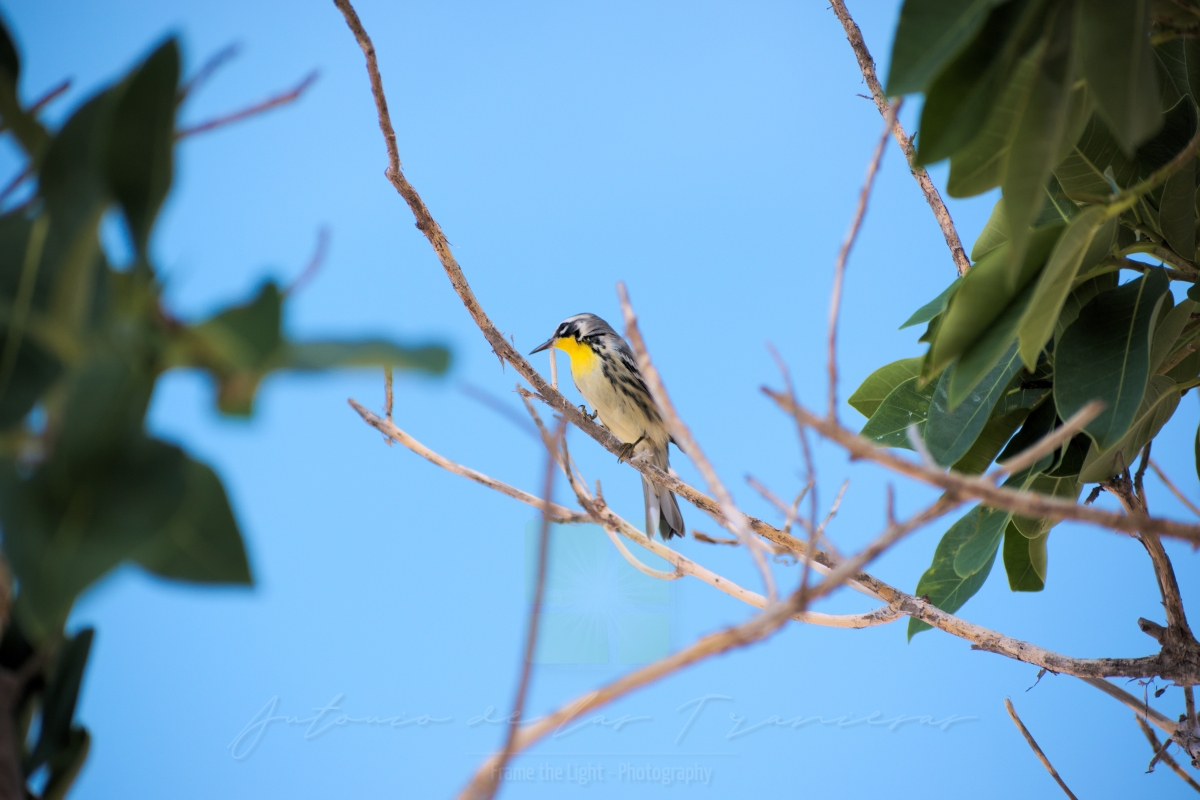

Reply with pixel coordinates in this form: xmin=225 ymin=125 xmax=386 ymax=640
xmin=529 ymin=313 xmax=618 ymax=355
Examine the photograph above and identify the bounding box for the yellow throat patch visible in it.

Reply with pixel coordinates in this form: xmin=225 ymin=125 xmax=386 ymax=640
xmin=554 ymin=337 xmax=598 ymax=375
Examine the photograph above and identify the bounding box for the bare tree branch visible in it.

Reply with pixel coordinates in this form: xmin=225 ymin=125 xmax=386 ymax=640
xmin=826 ymin=0 xmax=970 ymax=275
xmin=1004 ymin=698 xmax=1080 ymax=800
xmin=768 ymin=391 xmax=1200 ymax=545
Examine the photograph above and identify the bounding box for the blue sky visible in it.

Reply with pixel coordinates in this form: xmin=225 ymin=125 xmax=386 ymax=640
xmin=3 ymin=0 xmax=1198 ymax=796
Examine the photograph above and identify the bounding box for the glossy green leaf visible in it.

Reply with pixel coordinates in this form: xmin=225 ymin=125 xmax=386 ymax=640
xmin=925 ymin=341 xmax=1024 ymax=466
xmin=949 ymin=283 xmax=1034 ymax=406
xmin=900 ymin=281 xmax=960 ymax=330
xmin=106 ymin=38 xmax=179 ymax=255
xmin=1003 ymin=522 xmax=1046 ymax=591
xmin=886 ymin=0 xmax=1002 ymax=96
xmin=946 ymin=42 xmax=1042 ymax=197
xmin=1055 ymin=115 xmax=1140 ymax=200
xmin=915 ymin=0 xmax=1045 ymax=166
xmin=1079 ymin=374 xmax=1181 ymax=482
xmin=928 ymin=224 xmax=1062 ymax=376
xmin=952 ymin=408 xmax=1029 ymax=475
xmin=859 ymin=375 xmax=937 ymax=449
xmin=1167 ymin=349 xmax=1200 ymax=383
xmin=1046 ymin=433 xmax=1091 ymax=478
xmin=1017 ymin=205 xmax=1109 ymax=368
xmin=1160 ymin=161 xmax=1196 ymax=259
xmin=1011 ymin=473 xmax=1080 ymax=538
xmin=847 ymin=357 xmax=924 ymax=417
xmin=1151 ymin=298 xmax=1196 ymax=373
xmin=908 ymin=505 xmax=1000 ymax=639
xmin=1054 ymin=270 xmax=1118 ymax=341
xmin=953 ymin=505 xmax=1011 ymax=578
xmin=997 ymin=395 xmax=1058 ymax=468
xmin=1002 ymin=4 xmax=1077 ymax=272
xmin=131 ymin=455 xmax=251 ymax=585
xmin=1077 ymin=0 xmax=1161 ymax=152
xmin=1056 ymin=269 xmax=1170 ymax=449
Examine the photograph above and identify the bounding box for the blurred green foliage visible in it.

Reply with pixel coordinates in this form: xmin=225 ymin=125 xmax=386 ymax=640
xmin=0 ymin=18 xmax=448 ymax=796
xmin=851 ymin=0 xmax=1200 ymax=637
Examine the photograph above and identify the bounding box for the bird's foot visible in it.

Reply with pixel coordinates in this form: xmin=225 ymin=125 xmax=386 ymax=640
xmin=579 ymin=404 xmax=599 ymax=422
xmin=616 ymin=433 xmax=647 ymax=464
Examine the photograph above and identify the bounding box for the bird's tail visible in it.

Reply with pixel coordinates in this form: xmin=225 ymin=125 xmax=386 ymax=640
xmin=642 ymin=475 xmax=685 ymax=540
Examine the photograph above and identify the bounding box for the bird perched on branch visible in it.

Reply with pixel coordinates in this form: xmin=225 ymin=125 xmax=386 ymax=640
xmin=531 ymin=313 xmax=685 ymax=540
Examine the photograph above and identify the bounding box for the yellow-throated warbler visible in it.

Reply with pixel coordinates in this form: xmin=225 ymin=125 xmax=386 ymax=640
xmin=532 ymin=313 xmax=685 ymax=540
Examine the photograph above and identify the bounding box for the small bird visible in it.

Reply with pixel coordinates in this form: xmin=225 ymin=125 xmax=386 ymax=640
xmin=531 ymin=313 xmax=685 ymax=540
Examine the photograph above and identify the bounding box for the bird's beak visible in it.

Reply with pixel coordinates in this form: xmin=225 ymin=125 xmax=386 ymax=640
xmin=530 ymin=336 xmax=557 ymax=355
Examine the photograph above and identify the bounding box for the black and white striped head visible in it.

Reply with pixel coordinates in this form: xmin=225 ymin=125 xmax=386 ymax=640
xmin=530 ymin=313 xmax=621 ymax=353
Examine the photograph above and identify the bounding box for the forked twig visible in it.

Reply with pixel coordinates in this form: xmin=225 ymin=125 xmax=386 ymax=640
xmin=1136 ymin=715 xmax=1200 ymax=792
xmin=1004 ymin=698 xmax=1079 ymax=800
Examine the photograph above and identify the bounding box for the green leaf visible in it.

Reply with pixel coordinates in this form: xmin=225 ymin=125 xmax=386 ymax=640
xmin=1016 ymin=205 xmax=1109 ymax=368
xmin=105 ymin=38 xmax=179 ymax=255
xmin=1002 ymin=5 xmax=1077 ymax=273
xmin=278 ymin=340 xmax=450 ymax=373
xmin=952 ymin=408 xmax=1030 ymax=474
xmin=1055 ymin=115 xmax=1140 ymax=201
xmin=1077 ymin=0 xmax=1162 ymax=153
xmin=916 ymin=0 xmax=1048 ymax=166
xmin=949 ymin=282 xmax=1034 ymax=405
xmin=928 ymin=224 xmax=1062 ymax=375
xmin=908 ymin=505 xmax=1000 ymax=639
xmin=3 ymin=436 xmax=190 ymax=638
xmin=1151 ymin=298 xmax=1196 ymax=373
xmin=1079 ymin=374 xmax=1181 ymax=482
xmin=1011 ymin=472 xmax=1081 ymax=538
xmin=997 ymin=395 xmax=1059 ymax=469
xmin=900 ymin=281 xmax=960 ymax=330
xmin=26 ymin=628 xmax=93 ymax=774
xmin=0 ymin=14 xmax=19 ymax=82
xmin=972 ymin=198 xmax=1011 ymax=261
xmin=1003 ymin=522 xmax=1046 ymax=591
xmin=1155 ymin=38 xmax=1200 ymax=103
xmin=131 ymin=455 xmax=251 ymax=585
xmin=40 ymin=726 xmax=89 ymax=800
xmin=1055 ymin=268 xmax=1170 ymax=449
xmin=1160 ymin=160 xmax=1196 ymax=259
xmin=886 ymin=0 xmax=1003 ymax=96
xmin=953 ymin=505 xmax=1011 ymax=578
xmin=859 ymin=375 xmax=937 ymax=449
xmin=1195 ymin=420 xmax=1200 ymax=484
xmin=926 ymin=341 xmax=1024 ymax=466
xmin=1168 ymin=348 xmax=1200 ymax=383
xmin=1055 ymin=270 xmax=1118 ymax=341
xmin=848 ymin=357 xmax=924 ymax=418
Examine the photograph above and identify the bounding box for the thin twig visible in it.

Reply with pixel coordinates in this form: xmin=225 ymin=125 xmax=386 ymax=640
xmin=176 ymin=71 xmax=318 ymax=139
xmin=1004 ymin=698 xmax=1079 ymax=800
xmin=1150 ymin=459 xmax=1200 ymax=519
xmin=286 ymin=226 xmax=330 ymax=295
xmin=693 ymin=531 xmax=739 ymax=545
xmin=1136 ymin=715 xmax=1200 ymax=792
xmin=828 ymin=102 xmax=896 ymax=420
xmin=488 ymin=420 xmax=563 ymax=800
xmin=827 ymin=0 xmax=970 ymax=275
xmin=180 ymin=43 xmax=240 ymax=100
xmin=618 ymin=283 xmax=777 ymax=600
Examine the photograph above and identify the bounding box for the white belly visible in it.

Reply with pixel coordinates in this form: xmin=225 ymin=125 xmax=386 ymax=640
xmin=572 ymin=364 xmax=667 ymax=455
